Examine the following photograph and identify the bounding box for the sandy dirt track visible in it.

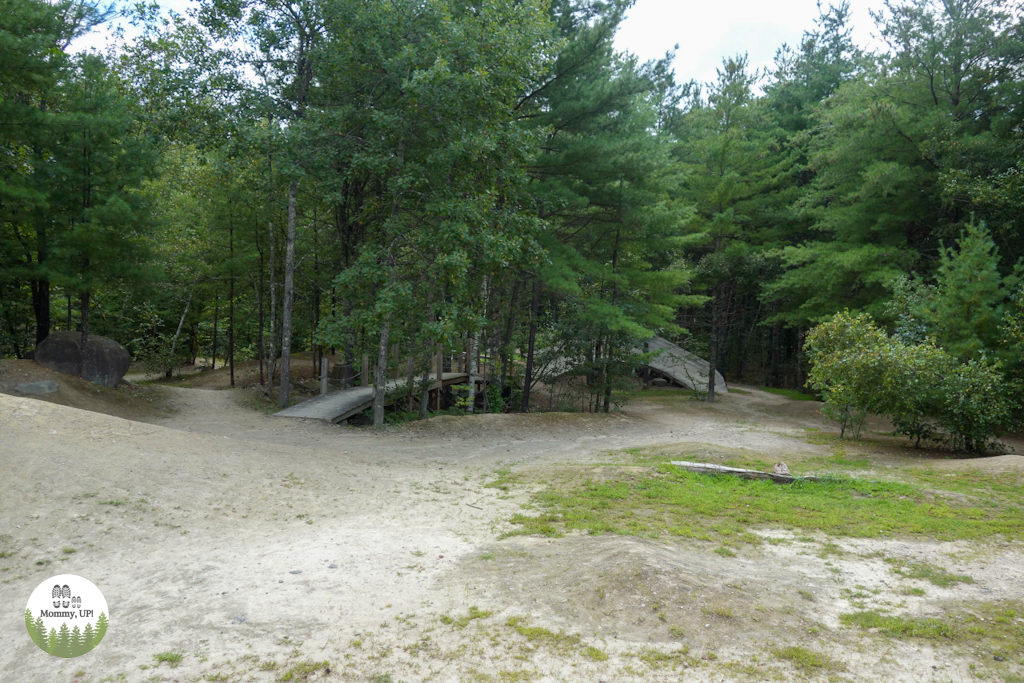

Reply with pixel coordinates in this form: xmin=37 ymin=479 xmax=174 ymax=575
xmin=1 ymin=384 xmax=1022 ymax=683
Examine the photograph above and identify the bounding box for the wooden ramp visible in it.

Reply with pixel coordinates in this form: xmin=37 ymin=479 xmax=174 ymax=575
xmin=539 ymin=336 xmax=727 ymax=393
xmin=644 ymin=336 xmax=727 ymax=394
xmin=273 ymin=372 xmax=469 ymax=423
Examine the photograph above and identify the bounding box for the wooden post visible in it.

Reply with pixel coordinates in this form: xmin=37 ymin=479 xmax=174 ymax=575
xmin=435 ymin=344 xmax=443 ymax=410
xmin=320 ymin=357 xmax=328 ymax=395
xmin=407 ymin=356 xmax=415 ymax=411
xmin=362 ymin=354 xmax=369 ymax=387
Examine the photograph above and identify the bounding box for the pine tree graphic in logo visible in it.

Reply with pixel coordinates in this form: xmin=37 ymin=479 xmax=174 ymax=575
xmin=25 ymin=575 xmax=108 ymax=657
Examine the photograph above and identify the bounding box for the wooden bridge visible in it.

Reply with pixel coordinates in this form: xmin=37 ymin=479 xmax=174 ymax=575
xmin=642 ymin=336 xmax=727 ymax=393
xmin=273 ymin=372 xmax=469 ymax=423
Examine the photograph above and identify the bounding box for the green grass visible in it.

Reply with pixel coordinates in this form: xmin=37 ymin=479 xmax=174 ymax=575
xmin=840 ymin=611 xmax=956 ymax=638
xmin=727 ymin=388 xmax=751 ymax=395
xmin=761 ymin=387 xmax=819 ymax=401
xmin=774 ymin=646 xmax=844 ymax=672
xmin=278 ymin=660 xmax=330 ymax=681
xmin=441 ymin=605 xmax=493 ymax=628
xmin=884 ymin=558 xmax=973 ymax=587
xmin=841 ymin=602 xmax=1024 ymax=662
xmin=153 ymin=652 xmax=183 ymax=667
xmin=503 ymin=461 xmax=1024 ymax=543
xmin=506 ymin=617 xmax=583 ymax=652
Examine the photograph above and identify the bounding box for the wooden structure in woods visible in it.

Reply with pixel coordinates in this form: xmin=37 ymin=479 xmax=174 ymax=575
xmin=273 ymin=371 xmax=469 ymax=423
xmin=642 ymin=336 xmax=728 ymax=393
xmin=540 ymin=336 xmax=727 ymax=393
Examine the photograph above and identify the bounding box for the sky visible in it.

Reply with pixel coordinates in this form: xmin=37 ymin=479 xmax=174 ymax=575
xmin=76 ymin=0 xmax=891 ymax=86
xmin=614 ymin=0 xmax=889 ymax=86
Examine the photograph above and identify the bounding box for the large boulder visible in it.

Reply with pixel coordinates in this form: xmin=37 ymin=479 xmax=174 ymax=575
xmin=35 ymin=332 xmax=132 ymax=388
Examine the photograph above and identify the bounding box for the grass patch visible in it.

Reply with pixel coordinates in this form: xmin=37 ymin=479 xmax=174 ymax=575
xmin=153 ymin=652 xmax=183 ymax=667
xmin=583 ymin=646 xmax=609 ymax=661
xmin=62 ymin=547 xmax=76 ymax=554
xmin=728 ymin=388 xmax=751 ymax=395
xmin=504 ymin=458 xmax=1024 ymax=543
xmin=774 ymin=646 xmax=843 ymax=672
xmin=761 ymin=387 xmax=819 ymax=401
xmin=278 ymin=660 xmax=330 ymax=681
xmin=884 ymin=558 xmax=973 ymax=587
xmin=443 ymin=605 xmax=493 ymax=628
xmin=100 ymin=499 xmax=127 ymax=506
xmin=840 ymin=611 xmax=955 ymax=638
xmin=485 ymin=468 xmax=521 ymax=493
xmin=506 ymin=617 xmax=582 ymax=652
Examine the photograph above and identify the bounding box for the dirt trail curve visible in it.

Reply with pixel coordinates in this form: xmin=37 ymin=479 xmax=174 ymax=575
xmin=1 ymin=386 xmax=1022 ymax=683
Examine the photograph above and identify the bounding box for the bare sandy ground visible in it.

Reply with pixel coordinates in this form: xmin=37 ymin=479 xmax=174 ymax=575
xmin=1 ymin=384 xmax=1022 ymax=683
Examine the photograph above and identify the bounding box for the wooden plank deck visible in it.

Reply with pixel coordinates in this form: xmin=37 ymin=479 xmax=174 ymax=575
xmin=538 ymin=336 xmax=726 ymax=393
xmin=273 ymin=372 xmax=470 ymax=423
xmin=645 ymin=336 xmax=727 ymax=393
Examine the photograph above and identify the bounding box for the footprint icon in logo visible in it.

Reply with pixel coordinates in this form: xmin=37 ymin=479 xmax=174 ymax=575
xmin=61 ymin=585 xmax=70 ymax=609
xmin=73 ymin=596 xmax=81 ymax=609
xmin=52 ymin=584 xmax=62 ymax=608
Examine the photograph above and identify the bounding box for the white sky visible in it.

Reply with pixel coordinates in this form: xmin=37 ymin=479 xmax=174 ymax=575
xmin=77 ymin=0 xmax=890 ymax=87
xmin=614 ymin=0 xmax=889 ymax=86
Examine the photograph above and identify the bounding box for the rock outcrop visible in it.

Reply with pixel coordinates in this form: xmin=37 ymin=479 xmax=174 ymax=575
xmin=35 ymin=332 xmax=132 ymax=388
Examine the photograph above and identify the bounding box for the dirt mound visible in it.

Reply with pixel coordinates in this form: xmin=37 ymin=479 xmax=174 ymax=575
xmin=0 ymin=359 xmax=172 ymax=422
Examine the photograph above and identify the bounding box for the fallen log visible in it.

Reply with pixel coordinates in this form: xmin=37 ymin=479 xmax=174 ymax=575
xmin=669 ymin=460 xmax=821 ymax=484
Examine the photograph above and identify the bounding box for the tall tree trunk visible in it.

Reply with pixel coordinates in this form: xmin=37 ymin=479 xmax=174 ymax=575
xmin=707 ymin=287 xmax=720 ymax=403
xmin=32 ymin=223 xmax=49 ymax=345
xmin=500 ymin=277 xmax=521 ymax=397
xmin=256 ymin=252 xmax=265 ymax=387
xmin=211 ymin=295 xmax=218 ymax=370
xmin=521 ymin=278 xmax=540 ymax=412
xmin=372 ymin=261 xmax=395 ymax=426
xmin=229 ymin=218 xmax=236 ymax=387
xmin=279 ymin=180 xmax=298 ymax=408
xmin=167 ymin=289 xmax=193 ymax=379
xmin=267 ymin=202 xmax=277 ymax=395
xmin=373 ymin=318 xmax=390 ymax=426
xmin=466 ymin=276 xmax=486 ymax=414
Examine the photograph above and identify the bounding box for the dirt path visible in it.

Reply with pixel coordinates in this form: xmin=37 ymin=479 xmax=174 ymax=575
xmin=1 ymin=386 xmax=1021 ymax=683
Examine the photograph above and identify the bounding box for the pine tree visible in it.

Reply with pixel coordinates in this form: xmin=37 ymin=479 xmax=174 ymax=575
xmin=56 ymin=622 xmax=71 ymax=657
xmin=24 ymin=609 xmax=44 ymax=649
xmin=82 ymin=622 xmax=95 ymax=652
xmin=47 ymin=627 xmax=58 ymax=655
xmin=69 ymin=625 xmax=84 ymax=657
xmin=94 ymin=612 xmax=108 ymax=646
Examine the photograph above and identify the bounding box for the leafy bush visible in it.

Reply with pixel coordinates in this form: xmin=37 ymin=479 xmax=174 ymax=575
xmin=806 ymin=312 xmax=1017 ymax=451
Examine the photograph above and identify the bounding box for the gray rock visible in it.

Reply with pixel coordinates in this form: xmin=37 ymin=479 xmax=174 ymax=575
xmin=650 ymin=377 xmax=669 ymax=387
xmin=35 ymin=331 xmax=132 ymax=388
xmin=289 ymin=570 xmax=302 ymax=574
xmin=234 ymin=615 xmax=246 ymax=623
xmin=15 ymin=381 xmax=58 ymax=396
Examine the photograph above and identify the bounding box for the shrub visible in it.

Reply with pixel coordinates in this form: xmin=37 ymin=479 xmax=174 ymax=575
xmin=806 ymin=311 xmax=1017 ymax=451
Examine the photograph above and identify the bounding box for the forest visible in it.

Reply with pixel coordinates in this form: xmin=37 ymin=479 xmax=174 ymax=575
xmin=2 ymin=0 xmax=1023 ymax=441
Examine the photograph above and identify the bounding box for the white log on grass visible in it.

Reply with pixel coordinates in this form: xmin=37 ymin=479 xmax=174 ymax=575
xmin=669 ymin=461 xmax=820 ymax=484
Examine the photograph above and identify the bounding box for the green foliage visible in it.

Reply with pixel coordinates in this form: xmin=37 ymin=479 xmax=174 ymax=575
xmin=806 ymin=311 xmax=1017 ymax=450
